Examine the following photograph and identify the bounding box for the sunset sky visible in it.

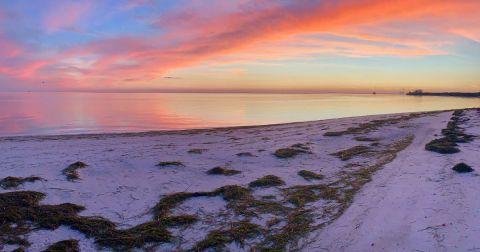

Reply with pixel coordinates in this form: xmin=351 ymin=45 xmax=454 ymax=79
xmin=0 ymin=0 xmax=479 ymax=93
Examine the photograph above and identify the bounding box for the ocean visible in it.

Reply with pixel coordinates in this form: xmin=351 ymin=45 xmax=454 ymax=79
xmin=0 ymin=92 xmax=478 ymax=137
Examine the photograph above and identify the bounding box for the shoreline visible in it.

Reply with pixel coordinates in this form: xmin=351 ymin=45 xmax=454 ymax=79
xmin=0 ymin=108 xmax=462 ymax=141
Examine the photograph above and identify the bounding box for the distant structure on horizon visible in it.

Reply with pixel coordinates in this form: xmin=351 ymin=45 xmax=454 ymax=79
xmin=406 ymin=89 xmax=480 ymax=98
xmin=407 ymin=89 xmax=423 ymax=95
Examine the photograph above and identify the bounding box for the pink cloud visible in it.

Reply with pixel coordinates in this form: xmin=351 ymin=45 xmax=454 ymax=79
xmin=0 ymin=37 xmax=24 ymax=59
xmin=44 ymin=1 xmax=94 ymax=32
xmin=1 ymin=0 xmax=480 ymax=90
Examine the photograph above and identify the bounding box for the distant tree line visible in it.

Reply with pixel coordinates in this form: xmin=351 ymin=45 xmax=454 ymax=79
xmin=406 ymin=90 xmax=480 ymax=98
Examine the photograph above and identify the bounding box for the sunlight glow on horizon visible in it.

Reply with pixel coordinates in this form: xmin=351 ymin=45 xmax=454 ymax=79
xmin=0 ymin=0 xmax=479 ymax=92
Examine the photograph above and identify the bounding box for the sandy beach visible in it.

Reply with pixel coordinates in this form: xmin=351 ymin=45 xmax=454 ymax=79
xmin=1 ymin=109 xmax=479 ymax=251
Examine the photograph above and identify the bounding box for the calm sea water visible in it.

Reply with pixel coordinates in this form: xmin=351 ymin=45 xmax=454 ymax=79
xmin=0 ymin=92 xmax=478 ymax=137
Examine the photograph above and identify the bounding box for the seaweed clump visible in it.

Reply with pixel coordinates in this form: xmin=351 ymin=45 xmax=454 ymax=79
xmin=0 ymin=176 xmax=43 ymax=189
xmin=188 ymin=148 xmax=207 ymax=154
xmin=255 ymin=210 xmax=312 ymax=251
xmin=285 ymin=184 xmax=338 ymax=207
xmin=207 ymin=167 xmax=241 ymax=176
xmin=323 ymin=113 xmax=425 ymax=137
xmin=249 ymin=175 xmax=285 ymax=188
xmin=152 ymin=183 xmax=287 ymax=223
xmin=42 ymin=239 xmax=80 ymax=252
xmin=194 ymin=221 xmax=262 ymax=251
xmin=0 ymin=191 xmax=84 ymax=247
xmin=354 ymin=136 xmax=381 ymax=142
xmin=297 ymin=170 xmax=324 ymax=181
xmin=236 ymin=152 xmax=255 ymax=157
xmin=0 ymin=190 xmax=196 ymax=251
xmin=153 ymin=185 xmax=251 ymax=218
xmin=425 ymin=138 xmax=459 ymax=154
xmin=332 ymin=145 xmax=372 ymax=161
xmin=274 ymin=143 xmax=311 ymax=159
xmin=452 ymin=163 xmax=474 ymax=173
xmin=425 ymin=110 xmax=474 ymax=154
xmin=62 ymin=161 xmax=88 ymax=181
xmin=157 ymin=161 xmax=184 ymax=167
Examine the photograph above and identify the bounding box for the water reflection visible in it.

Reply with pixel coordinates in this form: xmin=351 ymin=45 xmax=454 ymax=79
xmin=0 ymin=92 xmax=478 ymax=137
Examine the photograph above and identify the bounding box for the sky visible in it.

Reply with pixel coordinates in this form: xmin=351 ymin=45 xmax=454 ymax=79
xmin=0 ymin=0 xmax=479 ymax=93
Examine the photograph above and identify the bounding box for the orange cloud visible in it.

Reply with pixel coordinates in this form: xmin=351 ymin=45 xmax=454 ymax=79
xmin=1 ymin=0 xmax=479 ymax=90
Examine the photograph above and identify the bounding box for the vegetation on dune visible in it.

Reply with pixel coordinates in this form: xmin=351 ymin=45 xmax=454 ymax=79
xmin=298 ymin=170 xmax=324 ymax=181
xmin=156 ymin=161 xmax=185 ymax=167
xmin=274 ymin=143 xmax=311 ymax=159
xmin=62 ymin=161 xmax=88 ymax=181
xmin=42 ymin=239 xmax=80 ymax=252
xmin=207 ymin=166 xmax=242 ymax=176
xmin=0 ymin=176 xmax=43 ymax=189
xmin=332 ymin=145 xmax=372 ymax=161
xmin=452 ymin=163 xmax=474 ymax=173
xmin=249 ymin=175 xmax=285 ymax=188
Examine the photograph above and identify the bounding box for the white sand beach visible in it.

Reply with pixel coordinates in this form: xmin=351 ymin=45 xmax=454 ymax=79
xmin=1 ymin=109 xmax=479 ymax=251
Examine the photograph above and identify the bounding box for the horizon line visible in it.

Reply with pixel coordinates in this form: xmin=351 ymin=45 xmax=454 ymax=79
xmin=0 ymin=88 xmax=407 ymax=95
